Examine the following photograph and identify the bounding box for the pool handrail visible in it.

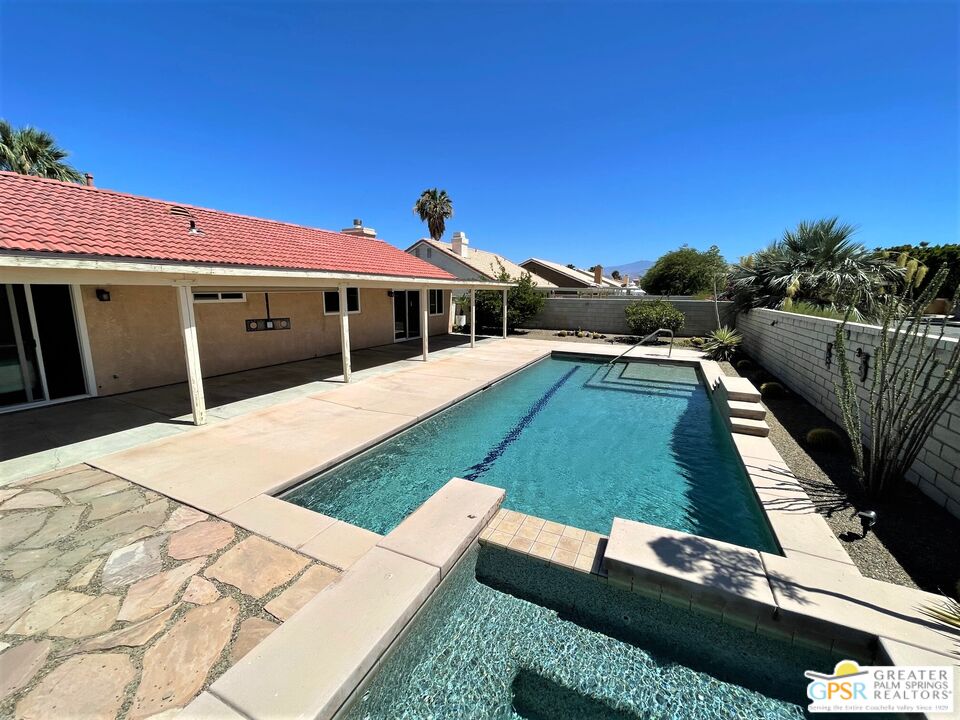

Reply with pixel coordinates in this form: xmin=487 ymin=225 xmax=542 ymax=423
xmin=606 ymin=328 xmax=674 ymax=364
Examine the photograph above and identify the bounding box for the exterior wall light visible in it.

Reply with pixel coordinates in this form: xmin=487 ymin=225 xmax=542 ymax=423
xmin=95 ymin=288 xmax=111 ymax=302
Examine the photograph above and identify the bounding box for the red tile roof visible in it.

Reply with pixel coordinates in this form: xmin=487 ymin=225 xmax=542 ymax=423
xmin=0 ymin=172 xmax=456 ymax=280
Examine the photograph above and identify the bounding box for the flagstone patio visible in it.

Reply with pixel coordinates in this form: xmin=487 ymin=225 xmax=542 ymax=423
xmin=0 ymin=465 xmax=340 ymax=719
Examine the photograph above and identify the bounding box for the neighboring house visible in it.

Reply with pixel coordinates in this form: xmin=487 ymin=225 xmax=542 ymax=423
xmin=520 ymin=258 xmax=622 ymax=288
xmin=0 ymin=172 xmax=509 ymax=423
xmin=407 ymin=233 xmax=557 ymax=288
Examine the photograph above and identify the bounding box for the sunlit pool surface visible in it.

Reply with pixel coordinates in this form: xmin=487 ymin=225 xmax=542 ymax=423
xmin=285 ymin=356 xmax=776 ymax=552
xmin=343 ymin=546 xmax=834 ymax=720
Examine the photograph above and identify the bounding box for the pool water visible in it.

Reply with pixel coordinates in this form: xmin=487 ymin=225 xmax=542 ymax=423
xmin=342 ymin=545 xmax=832 ymax=719
xmin=284 ymin=356 xmax=777 ymax=552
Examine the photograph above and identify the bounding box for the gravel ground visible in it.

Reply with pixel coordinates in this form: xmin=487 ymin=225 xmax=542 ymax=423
xmin=725 ymin=358 xmax=960 ymax=600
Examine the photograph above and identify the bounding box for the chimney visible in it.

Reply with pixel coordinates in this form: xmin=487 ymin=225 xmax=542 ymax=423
xmin=340 ymin=218 xmax=377 ymax=238
xmin=624 ymin=274 xmax=630 ymax=286
xmin=84 ymin=173 xmax=94 ymax=187
xmin=451 ymin=231 xmax=470 ymax=258
xmin=593 ymin=265 xmax=603 ymax=285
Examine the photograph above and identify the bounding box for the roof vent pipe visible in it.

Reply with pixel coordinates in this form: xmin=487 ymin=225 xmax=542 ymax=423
xmin=84 ymin=173 xmax=94 ymax=187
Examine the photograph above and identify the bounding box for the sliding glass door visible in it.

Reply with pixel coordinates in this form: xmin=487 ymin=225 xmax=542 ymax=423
xmin=0 ymin=284 xmax=88 ymax=410
xmin=392 ymin=290 xmax=421 ymax=341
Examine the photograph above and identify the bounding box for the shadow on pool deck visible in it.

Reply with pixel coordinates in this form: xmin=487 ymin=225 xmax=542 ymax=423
xmin=0 ymin=335 xmax=490 ymax=463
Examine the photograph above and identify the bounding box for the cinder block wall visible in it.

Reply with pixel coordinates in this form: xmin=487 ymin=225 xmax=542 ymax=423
xmin=521 ymin=298 xmax=734 ymax=336
xmin=737 ymin=308 xmax=960 ymax=518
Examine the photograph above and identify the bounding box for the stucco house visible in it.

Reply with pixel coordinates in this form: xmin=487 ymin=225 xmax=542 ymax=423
xmin=406 ymin=233 xmax=556 ymax=288
xmin=519 ymin=257 xmax=622 ymax=288
xmin=0 ymin=172 xmax=510 ymax=424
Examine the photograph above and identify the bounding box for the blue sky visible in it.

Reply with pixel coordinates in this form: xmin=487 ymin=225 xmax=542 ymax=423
xmin=1 ymin=1 xmax=956 ymax=267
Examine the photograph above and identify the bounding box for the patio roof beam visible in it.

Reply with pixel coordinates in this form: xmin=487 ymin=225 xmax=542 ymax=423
xmin=175 ymin=285 xmax=207 ymax=425
xmin=470 ymin=289 xmax=476 ymax=349
xmin=0 ymin=255 xmax=515 ymax=291
xmin=421 ymin=287 xmax=429 ymax=361
xmin=338 ymin=284 xmax=352 ymax=383
xmin=502 ymin=289 xmax=508 ymax=339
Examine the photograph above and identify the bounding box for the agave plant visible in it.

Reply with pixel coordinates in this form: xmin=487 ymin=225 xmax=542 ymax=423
xmin=730 ymin=218 xmax=906 ymax=322
xmin=920 ymin=593 xmax=960 ymax=658
xmin=701 ymin=326 xmax=742 ymax=361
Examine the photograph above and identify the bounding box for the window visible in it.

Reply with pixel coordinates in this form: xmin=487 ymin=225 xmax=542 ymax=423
xmin=426 ymin=248 xmax=433 ymax=258
xmin=323 ymin=287 xmax=361 ymax=315
xmin=193 ymin=291 xmax=246 ymax=303
xmin=428 ymin=289 xmax=444 ymax=315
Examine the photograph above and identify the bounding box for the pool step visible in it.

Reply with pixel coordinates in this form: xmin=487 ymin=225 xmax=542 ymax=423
xmin=716 ymin=375 xmax=761 ymax=403
xmin=727 ymin=399 xmax=766 ymax=420
xmin=728 ymin=416 xmax=770 ymax=437
xmin=706 ymin=371 xmax=769 ymax=436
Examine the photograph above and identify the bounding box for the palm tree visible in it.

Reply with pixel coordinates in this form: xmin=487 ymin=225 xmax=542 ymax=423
xmin=413 ymin=188 xmax=453 ymax=241
xmin=0 ymin=120 xmax=85 ymax=183
xmin=729 ymin=217 xmax=905 ymax=321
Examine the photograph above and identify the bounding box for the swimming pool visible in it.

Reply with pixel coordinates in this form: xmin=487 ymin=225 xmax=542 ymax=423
xmin=342 ymin=545 xmax=829 ymax=719
xmin=284 ymin=356 xmax=777 ymax=552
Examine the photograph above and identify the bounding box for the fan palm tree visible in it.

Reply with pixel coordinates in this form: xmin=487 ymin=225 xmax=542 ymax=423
xmin=413 ymin=188 xmax=453 ymax=241
xmin=729 ymin=218 xmax=905 ymax=321
xmin=0 ymin=120 xmax=85 ymax=183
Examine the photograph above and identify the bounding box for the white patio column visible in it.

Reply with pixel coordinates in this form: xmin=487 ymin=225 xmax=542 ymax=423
xmin=175 ymin=285 xmax=206 ymax=426
xmin=470 ymin=288 xmax=476 ymax=348
xmin=502 ymin=288 xmax=508 ymax=338
xmin=338 ymin=284 xmax=352 ymax=383
xmin=421 ymin=287 xmax=429 ymax=361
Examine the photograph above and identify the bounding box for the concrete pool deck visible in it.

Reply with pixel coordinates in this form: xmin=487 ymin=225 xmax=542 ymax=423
xmin=3 ymin=338 xmax=956 ymax=720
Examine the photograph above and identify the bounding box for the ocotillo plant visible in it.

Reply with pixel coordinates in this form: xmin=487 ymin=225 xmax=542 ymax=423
xmin=834 ymin=265 xmax=960 ymax=498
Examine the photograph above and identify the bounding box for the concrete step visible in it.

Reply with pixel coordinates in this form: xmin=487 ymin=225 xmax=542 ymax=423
xmin=717 ymin=375 xmax=761 ymax=403
xmin=729 ymin=416 xmax=770 ymax=437
xmin=727 ymin=399 xmax=766 ymax=420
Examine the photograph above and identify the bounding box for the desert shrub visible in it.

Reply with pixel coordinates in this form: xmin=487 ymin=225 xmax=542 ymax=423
xmin=736 ymin=359 xmax=753 ymax=371
xmin=624 ymin=299 xmax=685 ymax=337
xmin=760 ymin=381 xmax=787 ymax=398
xmin=701 ymin=326 xmax=742 ymax=361
xmin=805 ymin=427 xmax=845 ymax=450
xmin=475 ymin=264 xmax=545 ymax=331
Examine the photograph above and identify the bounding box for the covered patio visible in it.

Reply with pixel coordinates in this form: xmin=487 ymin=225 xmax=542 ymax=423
xmin=0 ymin=333 xmax=505 ymax=475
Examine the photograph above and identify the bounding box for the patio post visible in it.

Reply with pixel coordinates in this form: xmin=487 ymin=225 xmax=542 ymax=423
xmin=502 ymin=288 xmax=508 ymax=338
xmin=421 ymin=287 xmax=429 ymax=361
xmin=470 ymin=288 xmax=476 ymax=348
xmin=175 ymin=285 xmax=207 ymax=425
xmin=338 ymin=284 xmax=352 ymax=383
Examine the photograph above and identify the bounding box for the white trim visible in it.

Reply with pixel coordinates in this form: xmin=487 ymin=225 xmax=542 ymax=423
xmin=23 ymin=284 xmax=50 ymax=402
xmin=338 ymin=284 xmax=352 ymax=383
xmin=421 ymin=287 xmax=429 ymax=361
xmin=470 ymin=288 xmax=476 ymax=349
xmin=0 ymin=393 xmax=91 ymax=415
xmin=427 ymin=288 xmax=444 ymax=316
xmin=5 ymin=283 xmax=34 ymax=402
xmin=0 ymin=253 xmax=515 ymax=290
xmin=176 ymin=286 xmax=206 ymax=425
xmin=193 ymin=291 xmax=247 ymax=303
xmin=323 ymin=287 xmax=361 ymax=316
xmin=69 ymin=284 xmax=98 ymax=397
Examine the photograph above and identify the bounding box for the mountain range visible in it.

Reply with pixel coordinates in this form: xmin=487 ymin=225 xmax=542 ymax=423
xmin=604 ymin=260 xmax=654 ymax=278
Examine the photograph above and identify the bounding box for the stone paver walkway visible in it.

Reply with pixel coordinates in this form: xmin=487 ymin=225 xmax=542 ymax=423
xmin=0 ymin=465 xmax=340 ymax=719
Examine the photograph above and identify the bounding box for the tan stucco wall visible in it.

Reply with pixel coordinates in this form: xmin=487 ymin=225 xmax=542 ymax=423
xmin=81 ymin=285 xmax=185 ymax=395
xmin=82 ymin=286 xmax=452 ymax=395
